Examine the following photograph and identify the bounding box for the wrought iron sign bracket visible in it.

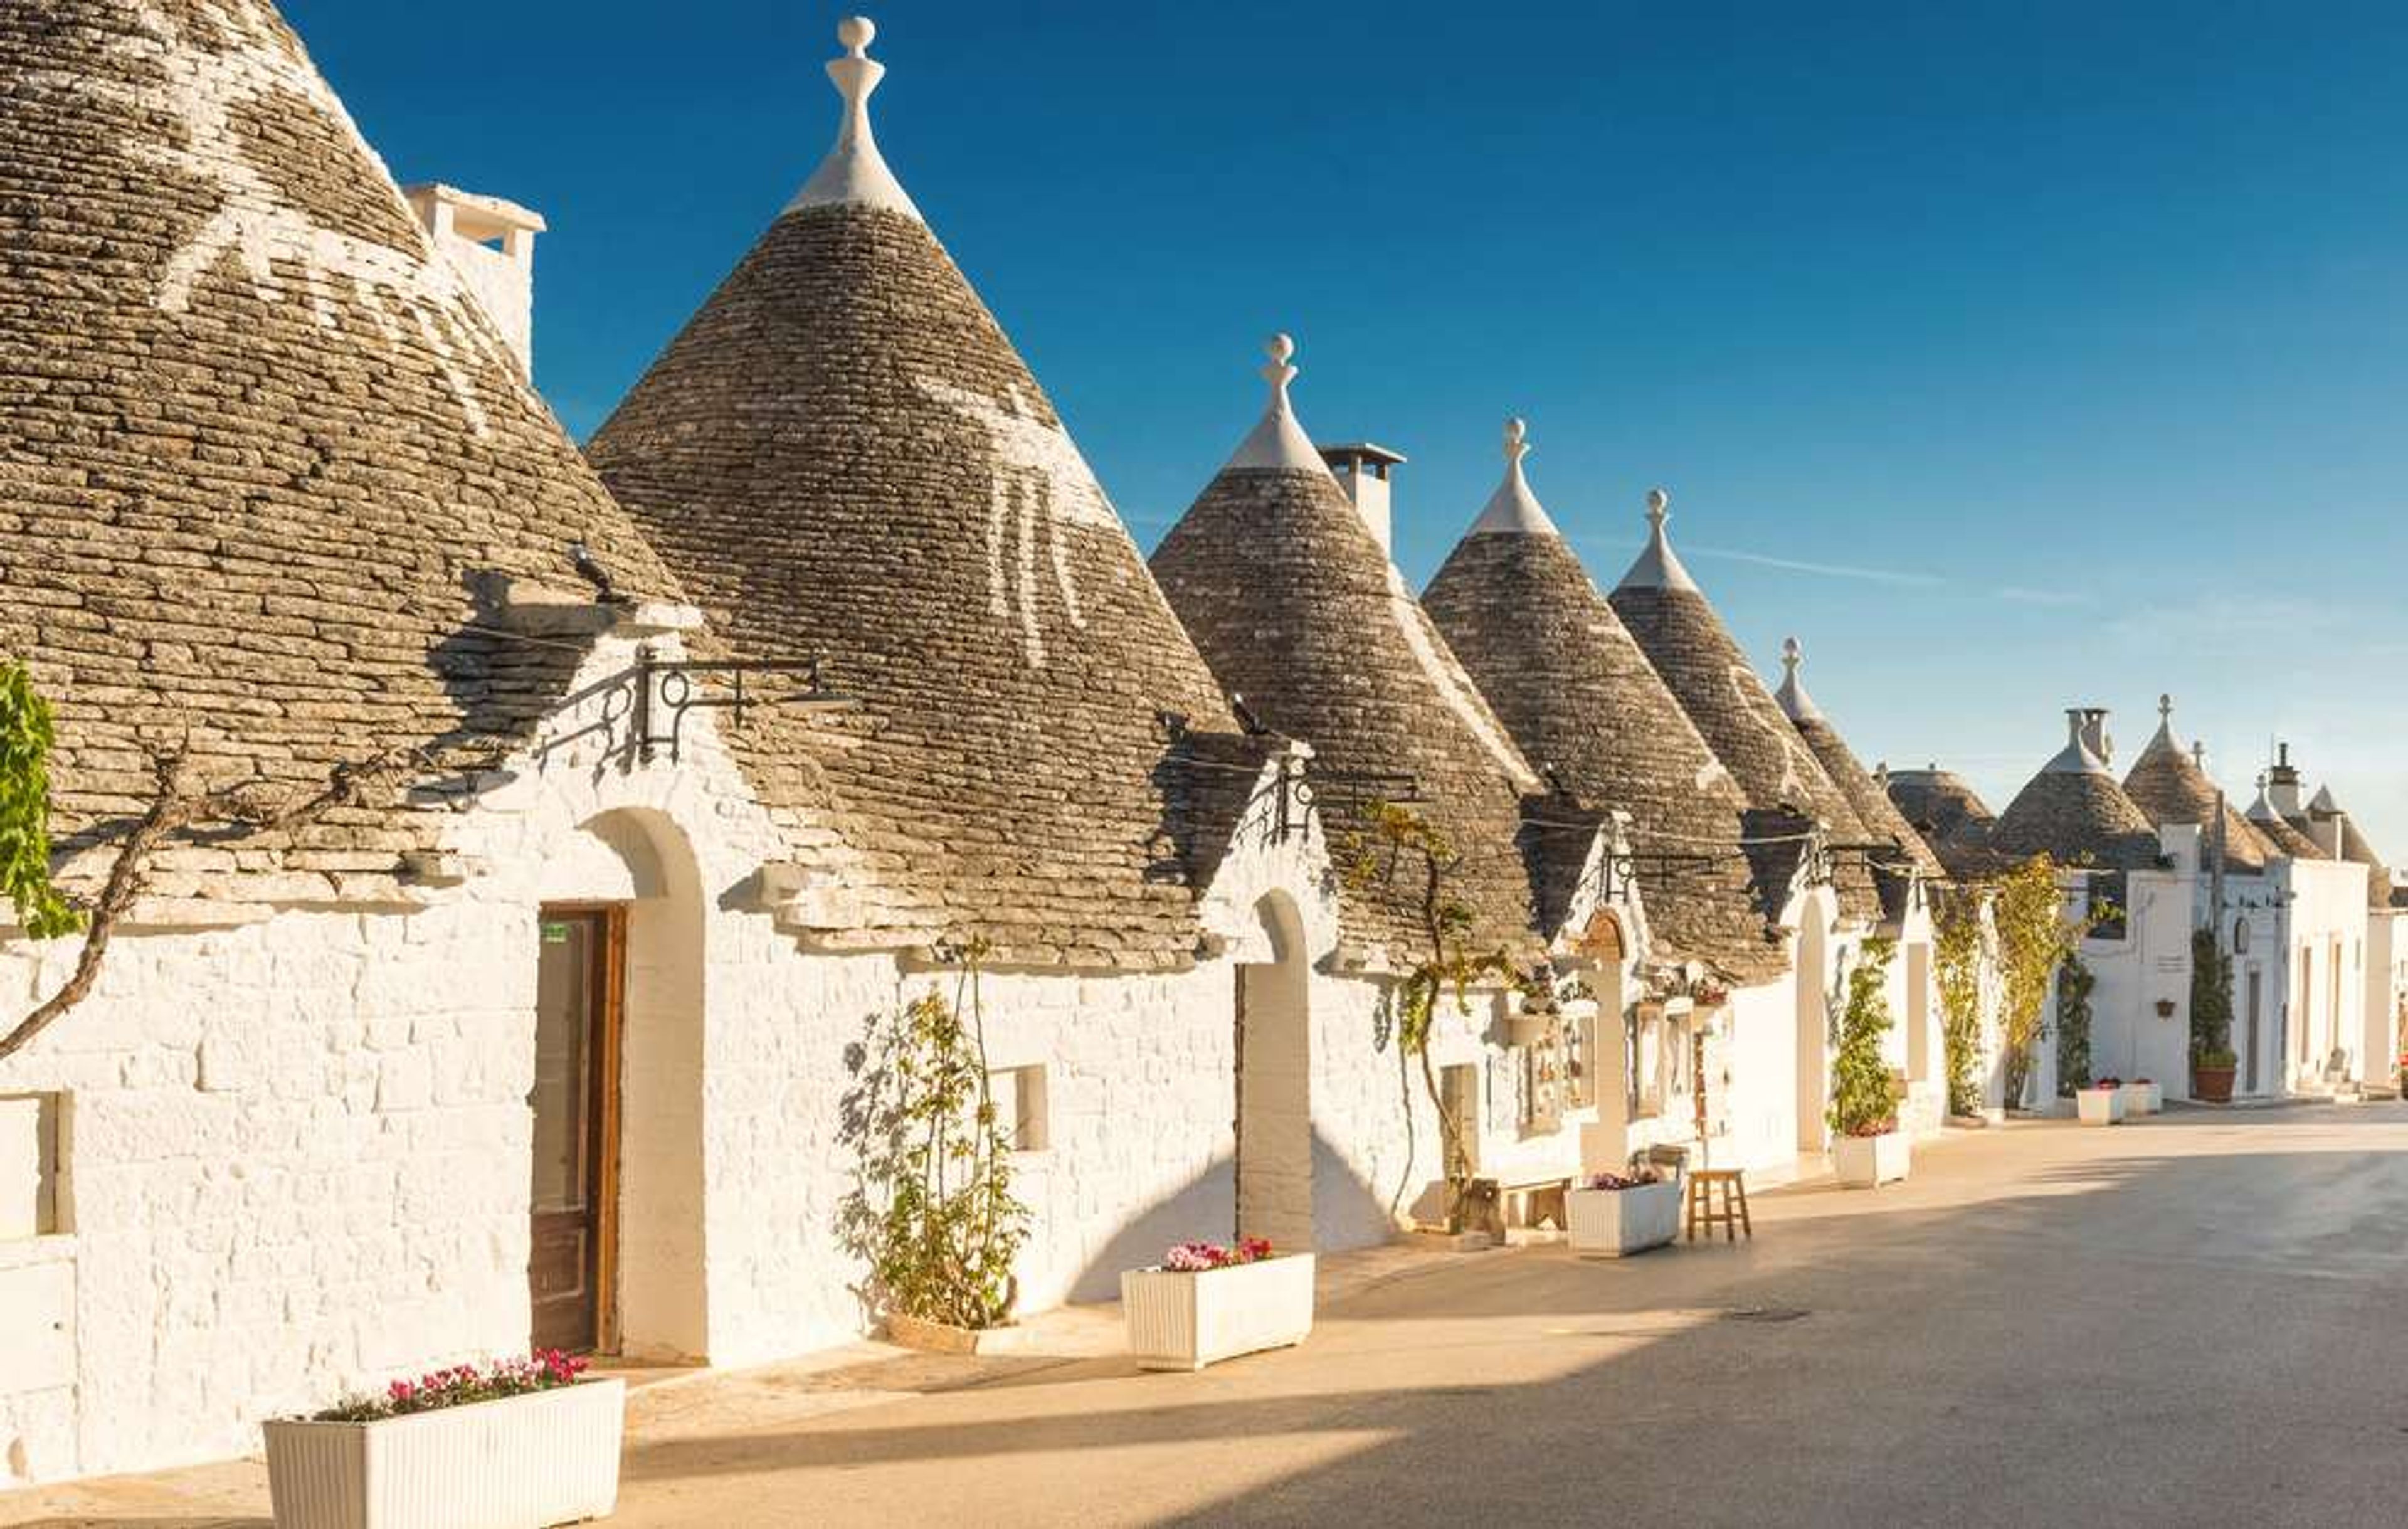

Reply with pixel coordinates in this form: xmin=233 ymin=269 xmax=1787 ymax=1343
xmin=633 ymin=647 xmax=853 ymax=763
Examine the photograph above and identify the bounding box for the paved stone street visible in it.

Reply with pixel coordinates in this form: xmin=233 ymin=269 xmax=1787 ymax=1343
xmin=11 ymin=1104 xmax=2408 ymax=1528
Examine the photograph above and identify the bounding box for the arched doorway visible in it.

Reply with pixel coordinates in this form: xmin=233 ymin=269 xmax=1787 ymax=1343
xmin=1794 ymin=909 xmax=1831 ymax=1155
xmin=532 ymin=808 xmax=708 ymax=1362
xmin=1235 ymin=891 xmax=1312 ymax=1252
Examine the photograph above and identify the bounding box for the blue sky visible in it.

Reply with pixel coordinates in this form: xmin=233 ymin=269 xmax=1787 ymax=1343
xmin=292 ymin=1 xmax=2408 ymax=855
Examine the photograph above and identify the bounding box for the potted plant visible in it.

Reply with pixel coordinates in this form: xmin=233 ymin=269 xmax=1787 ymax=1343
xmin=264 ymin=1351 xmax=621 ymax=1529
xmin=1829 ymin=940 xmax=1910 ymax=1187
xmin=2155 ymin=998 xmax=2177 ymax=1019
xmin=1566 ymin=1165 xmax=1681 ymax=1257
xmin=1122 ymin=1238 xmax=1314 ymax=1371
xmin=2193 ymin=1048 xmax=2237 ymax=1103
xmin=2076 ymin=1081 xmax=2126 ymax=1126
xmin=2122 ymin=1076 xmax=2162 ymax=1115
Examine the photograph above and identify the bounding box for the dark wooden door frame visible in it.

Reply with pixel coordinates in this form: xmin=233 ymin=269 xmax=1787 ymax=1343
xmin=536 ymin=902 xmax=626 ymax=1355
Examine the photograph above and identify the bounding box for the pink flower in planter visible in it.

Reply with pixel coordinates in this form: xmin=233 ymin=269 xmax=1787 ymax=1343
xmin=1161 ymin=1239 xmax=1274 ymax=1272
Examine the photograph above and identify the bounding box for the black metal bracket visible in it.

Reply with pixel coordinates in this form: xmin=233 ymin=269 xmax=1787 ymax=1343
xmin=633 ymin=647 xmax=853 ymax=763
xmin=1303 ymin=763 xmax=1422 ymax=816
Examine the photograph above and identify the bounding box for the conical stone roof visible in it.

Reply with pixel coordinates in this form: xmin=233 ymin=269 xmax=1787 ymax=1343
xmin=1773 ymin=638 xmax=1943 ymax=889
xmin=0 ymin=0 xmax=680 ymax=877
xmin=1151 ymin=342 xmax=1545 ymax=964
xmin=2305 ymin=785 xmax=2394 ymax=910
xmin=1988 ymin=712 xmax=2163 ymax=871
xmin=2118 ymin=697 xmax=2274 ymax=874
xmin=588 ymin=19 xmax=1241 ymax=968
xmin=1422 ymin=421 xmax=1781 ymax=981
xmin=1884 ymin=766 xmax=1999 ymax=877
xmin=2246 ymin=781 xmax=2329 ymax=861
xmin=1607 ymin=490 xmax=1880 ymax=921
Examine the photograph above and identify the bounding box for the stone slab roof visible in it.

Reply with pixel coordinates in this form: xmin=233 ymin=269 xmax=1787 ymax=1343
xmin=1988 ymin=761 xmax=2163 ymax=872
xmin=1151 ymin=399 xmax=1546 ymax=965
xmin=1423 ymin=457 xmax=1783 ymax=982
xmin=589 ymin=184 xmax=1249 ymax=967
xmin=1607 ymin=499 xmax=1879 ymax=923
xmin=1773 ymin=641 xmax=1943 ymax=889
xmin=1884 ymin=767 xmax=2001 ymax=879
xmin=2120 ymin=714 xmax=2274 ymax=875
xmin=0 ymin=0 xmax=687 ymax=895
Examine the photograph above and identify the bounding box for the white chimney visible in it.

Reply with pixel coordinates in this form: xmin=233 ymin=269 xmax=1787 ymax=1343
xmin=404 ymin=183 xmax=547 ymax=375
xmin=2078 ymin=706 xmax=2112 ymax=766
xmin=1318 ymin=442 xmax=1407 ymax=557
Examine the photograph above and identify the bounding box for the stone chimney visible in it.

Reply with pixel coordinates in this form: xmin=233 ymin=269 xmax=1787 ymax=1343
xmin=404 ymin=183 xmax=547 ymax=375
xmin=1318 ymin=442 xmax=1406 ymax=556
xmin=2266 ymin=741 xmax=2305 ymax=817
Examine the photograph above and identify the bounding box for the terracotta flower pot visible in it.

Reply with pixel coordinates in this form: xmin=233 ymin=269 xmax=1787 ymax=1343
xmin=2194 ymin=1064 xmax=2236 ymax=1103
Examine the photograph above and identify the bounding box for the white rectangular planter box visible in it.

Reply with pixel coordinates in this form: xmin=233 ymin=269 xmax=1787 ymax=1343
xmin=1833 ymin=1131 xmax=1911 ymax=1188
xmin=264 ymin=1378 xmax=625 ymax=1529
xmin=1121 ymin=1253 xmax=1314 ymax=1372
xmin=1566 ymin=1181 xmax=1681 ymax=1256
xmin=2120 ymin=1082 xmax=2162 ymax=1115
xmin=2077 ymin=1088 xmax=2126 ymax=1126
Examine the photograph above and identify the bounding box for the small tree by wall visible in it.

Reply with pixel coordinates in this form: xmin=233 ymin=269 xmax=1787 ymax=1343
xmin=2189 ymin=927 xmax=2235 ymax=1066
xmin=2054 ymin=954 xmax=2095 ymax=1094
xmin=1345 ymin=802 xmax=1526 ymax=1235
xmin=0 ymin=661 xmax=80 ymax=941
xmin=840 ymin=943 xmax=1028 ymax=1331
xmin=1829 ymin=938 xmax=1899 ymax=1138
xmin=1985 ymin=855 xmax=2113 ymax=1109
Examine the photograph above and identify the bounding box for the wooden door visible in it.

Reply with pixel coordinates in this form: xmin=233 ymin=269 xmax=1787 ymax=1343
xmin=529 ymin=906 xmax=622 ymax=1354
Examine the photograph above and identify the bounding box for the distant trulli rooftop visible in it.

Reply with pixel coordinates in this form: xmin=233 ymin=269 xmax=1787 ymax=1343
xmin=1608 ymin=490 xmax=1881 ymax=921
xmin=2118 ymin=696 xmax=2276 ymax=873
xmin=1151 ymin=341 xmax=1546 ymax=965
xmin=1884 ymin=764 xmax=1999 ymax=877
xmin=1773 ymin=637 xmax=1944 ymax=894
xmin=2246 ymin=776 xmax=2329 ymax=861
xmin=1422 ymin=420 xmax=1782 ymax=980
xmin=1988 ymin=711 xmax=2163 ymax=871
xmin=587 ymin=18 xmax=1248 ymax=969
xmin=0 ymin=0 xmax=684 ymax=886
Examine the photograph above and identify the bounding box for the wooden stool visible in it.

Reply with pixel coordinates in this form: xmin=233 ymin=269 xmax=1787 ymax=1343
xmin=1686 ymin=1168 xmax=1753 ymax=1242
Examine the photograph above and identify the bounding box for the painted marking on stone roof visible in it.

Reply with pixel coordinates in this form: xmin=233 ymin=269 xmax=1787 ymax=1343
xmin=917 ymin=376 xmax=1124 ymax=668
xmin=1724 ymin=663 xmax=1813 ymax=803
xmin=1383 ymin=564 xmax=1539 ymax=791
xmin=37 ymin=0 xmax=509 ymax=436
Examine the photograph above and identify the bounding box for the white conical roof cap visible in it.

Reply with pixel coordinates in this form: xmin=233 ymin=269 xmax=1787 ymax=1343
xmin=1222 ymin=333 xmax=1330 ymax=474
xmin=1773 ymin=636 xmax=1823 ymax=722
xmin=788 ymin=17 xmax=923 ymax=221
xmin=1616 ymin=487 xmax=1700 ymax=591
xmin=1466 ymin=418 xmax=1560 ymax=536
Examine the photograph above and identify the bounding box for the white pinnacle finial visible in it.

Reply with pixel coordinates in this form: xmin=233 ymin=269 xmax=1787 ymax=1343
xmin=1467 ymin=415 xmax=1558 ymax=536
xmin=2159 ymin=692 xmax=2173 ymax=722
xmin=1618 ymin=485 xmax=1698 ymax=592
xmin=2192 ymin=740 xmax=2208 ymax=768
xmin=787 ymin=14 xmax=923 ymax=220
xmin=1773 ymin=634 xmax=1820 ymax=721
xmin=1224 ymin=331 xmax=1325 ymax=472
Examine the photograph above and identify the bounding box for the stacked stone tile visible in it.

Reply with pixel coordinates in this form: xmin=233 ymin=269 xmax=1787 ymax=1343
xmin=2118 ymin=699 xmax=2275 ymax=873
xmin=1423 ymin=421 xmax=1782 ymax=980
xmin=2305 ymin=788 xmax=2399 ymax=910
xmin=587 ymin=21 xmax=1242 ymax=968
xmin=1988 ymin=714 xmax=2163 ymax=871
xmin=0 ymin=0 xmax=682 ymax=889
xmin=1772 ymin=637 xmax=1944 ymax=917
xmin=2247 ymin=791 xmax=2328 ymax=862
xmin=1606 ymin=492 xmax=1881 ymax=922
xmin=1151 ymin=342 xmax=1545 ymax=963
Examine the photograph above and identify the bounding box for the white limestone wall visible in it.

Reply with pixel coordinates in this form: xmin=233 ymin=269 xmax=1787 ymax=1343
xmin=0 ymin=630 xmax=1340 ymax=1486
xmin=2281 ymin=858 xmax=2371 ymax=1087
xmin=2076 ymin=870 xmax=2191 ymax=1098
xmin=1722 ymin=977 xmax=1805 ymax=1173
xmin=2367 ymin=912 xmax=2407 ymax=1093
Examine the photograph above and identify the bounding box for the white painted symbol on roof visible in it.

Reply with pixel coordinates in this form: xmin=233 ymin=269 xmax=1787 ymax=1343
xmin=916 ymin=377 xmax=1126 ymax=669
xmin=40 ymin=0 xmax=510 ymax=437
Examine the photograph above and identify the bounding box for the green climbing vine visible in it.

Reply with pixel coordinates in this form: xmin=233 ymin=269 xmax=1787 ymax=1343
xmin=1828 ymin=937 xmax=1899 ymax=1137
xmin=0 ymin=661 xmax=82 ymax=941
xmin=2054 ymin=953 xmax=2095 ymax=1094
xmin=1933 ymin=895 xmax=1985 ymax=1117
xmin=1345 ymin=801 xmax=1529 ymax=1234
xmin=1981 ymin=854 xmax=2114 ymax=1110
